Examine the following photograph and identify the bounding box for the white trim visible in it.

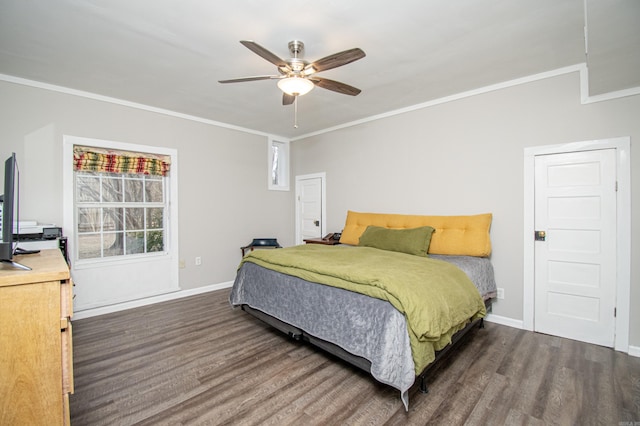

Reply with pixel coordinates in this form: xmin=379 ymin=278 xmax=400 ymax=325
xmin=63 ymin=135 xmax=181 ymax=309
xmin=523 ymin=137 xmax=631 ymax=353
xmin=295 ymin=172 xmax=327 ymax=245
xmin=290 ymin=64 xmax=640 ymax=140
xmin=73 ymin=281 xmax=233 ymax=320
xmin=485 ymin=314 xmax=524 ymax=330
xmin=4 ymin=67 xmax=637 ymax=144
xmin=0 ymin=73 xmax=281 ymax=139
xmin=294 ymin=64 xmax=634 ymax=140
xmin=578 ymin=65 xmax=640 ymax=104
xmin=581 ymin=1 xmax=640 ymax=104
xmin=582 ymin=85 xmax=640 ymax=104
xmin=483 ymin=313 xmax=639 ymax=358
xmin=292 ymin=64 xmax=586 ymax=140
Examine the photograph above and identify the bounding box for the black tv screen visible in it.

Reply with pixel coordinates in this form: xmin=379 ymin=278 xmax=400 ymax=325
xmin=0 ymin=153 xmax=30 ymax=270
xmin=0 ymin=153 xmax=16 ymax=261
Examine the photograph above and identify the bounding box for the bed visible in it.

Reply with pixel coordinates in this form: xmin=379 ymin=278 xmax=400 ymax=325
xmin=229 ymin=211 xmax=496 ymax=409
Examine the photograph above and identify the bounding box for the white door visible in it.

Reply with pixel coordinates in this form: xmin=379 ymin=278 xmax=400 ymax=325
xmin=534 ymin=149 xmax=616 ymax=347
xmin=295 ymin=174 xmax=325 ymax=244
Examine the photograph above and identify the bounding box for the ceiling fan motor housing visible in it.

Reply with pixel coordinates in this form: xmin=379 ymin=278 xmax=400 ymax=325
xmin=285 ymin=41 xmax=309 ymax=75
xmin=288 ymin=40 xmax=304 ymax=57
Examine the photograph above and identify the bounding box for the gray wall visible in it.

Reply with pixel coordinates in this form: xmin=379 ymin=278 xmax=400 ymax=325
xmin=291 ymin=71 xmax=640 ymax=347
xmin=1 ymin=70 xmax=638 ymax=348
xmin=0 ymin=80 xmax=295 ymax=289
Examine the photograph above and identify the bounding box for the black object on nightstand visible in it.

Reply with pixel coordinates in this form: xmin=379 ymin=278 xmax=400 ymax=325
xmin=241 ymin=238 xmax=282 ymax=256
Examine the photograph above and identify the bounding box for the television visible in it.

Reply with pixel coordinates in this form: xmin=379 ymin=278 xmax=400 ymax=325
xmin=0 ymin=153 xmax=30 ymax=270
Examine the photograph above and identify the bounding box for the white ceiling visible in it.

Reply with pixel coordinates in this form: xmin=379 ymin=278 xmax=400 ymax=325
xmin=0 ymin=0 xmax=638 ymax=139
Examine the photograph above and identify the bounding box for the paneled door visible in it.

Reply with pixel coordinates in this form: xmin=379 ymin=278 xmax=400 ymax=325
xmin=295 ymin=173 xmax=325 ymax=245
xmin=534 ymin=149 xmax=616 ymax=347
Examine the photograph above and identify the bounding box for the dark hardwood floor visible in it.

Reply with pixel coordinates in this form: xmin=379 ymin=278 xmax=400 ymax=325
xmin=70 ymin=289 xmax=640 ymax=425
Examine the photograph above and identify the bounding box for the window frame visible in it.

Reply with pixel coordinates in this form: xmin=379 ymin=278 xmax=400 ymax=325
xmin=63 ymin=136 xmax=178 ymax=269
xmin=267 ymin=137 xmax=290 ymax=191
xmin=74 ymin=171 xmax=168 ymax=262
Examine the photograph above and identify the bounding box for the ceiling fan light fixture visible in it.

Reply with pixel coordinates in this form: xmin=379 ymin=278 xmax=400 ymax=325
xmin=277 ymin=76 xmax=314 ymax=96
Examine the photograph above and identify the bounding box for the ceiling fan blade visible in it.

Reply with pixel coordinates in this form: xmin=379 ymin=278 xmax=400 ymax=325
xmin=307 ymin=48 xmax=365 ymax=73
xmin=240 ymin=40 xmax=289 ymax=68
xmin=282 ymin=93 xmax=295 ymax=105
xmin=218 ymin=75 xmax=279 ymax=83
xmin=310 ymin=77 xmax=362 ymax=96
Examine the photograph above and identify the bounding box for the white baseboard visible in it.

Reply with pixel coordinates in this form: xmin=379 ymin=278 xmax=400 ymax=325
xmin=484 ymin=314 xmax=640 ymax=357
xmin=484 ymin=313 xmax=524 ymax=329
xmin=73 ymin=288 xmax=640 ymax=358
xmin=73 ymin=281 xmax=234 ymax=320
xmin=628 ymin=345 xmax=640 ymax=358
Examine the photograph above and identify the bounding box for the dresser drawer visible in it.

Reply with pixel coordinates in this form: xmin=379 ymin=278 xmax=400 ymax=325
xmin=0 ymin=249 xmax=71 ymax=425
xmin=61 ymin=320 xmax=74 ymax=395
xmin=60 ymin=279 xmax=73 ymax=319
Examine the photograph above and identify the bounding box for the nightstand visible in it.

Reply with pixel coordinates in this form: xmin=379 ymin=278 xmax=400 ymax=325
xmin=303 ymin=238 xmax=341 ymax=245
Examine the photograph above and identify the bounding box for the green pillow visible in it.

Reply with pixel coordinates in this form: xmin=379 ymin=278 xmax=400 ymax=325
xmin=357 ymin=225 xmax=435 ymax=257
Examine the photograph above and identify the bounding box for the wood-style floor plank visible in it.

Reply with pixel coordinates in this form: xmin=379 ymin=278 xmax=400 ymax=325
xmin=69 ymin=289 xmax=640 ymax=425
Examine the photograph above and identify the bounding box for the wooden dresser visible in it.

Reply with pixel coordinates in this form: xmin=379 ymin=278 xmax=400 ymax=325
xmin=0 ymin=249 xmax=73 ymax=425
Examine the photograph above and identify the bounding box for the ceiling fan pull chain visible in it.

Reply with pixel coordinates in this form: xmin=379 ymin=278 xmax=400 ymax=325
xmin=294 ymin=96 xmax=299 ymax=128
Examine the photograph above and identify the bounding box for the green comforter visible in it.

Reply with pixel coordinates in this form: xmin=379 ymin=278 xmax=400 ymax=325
xmin=241 ymin=244 xmax=486 ymax=373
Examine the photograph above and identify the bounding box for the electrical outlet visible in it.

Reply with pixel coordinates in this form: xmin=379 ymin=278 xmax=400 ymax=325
xmin=195 ymin=256 xmax=202 ymax=266
xmin=179 ymin=259 xmax=185 ymax=269
xmin=497 ymin=288 xmax=505 ymax=300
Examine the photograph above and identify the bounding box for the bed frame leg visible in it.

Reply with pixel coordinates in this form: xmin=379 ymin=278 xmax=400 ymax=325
xmin=288 ymin=332 xmax=303 ymax=341
xmin=419 ymin=376 xmax=428 ymax=394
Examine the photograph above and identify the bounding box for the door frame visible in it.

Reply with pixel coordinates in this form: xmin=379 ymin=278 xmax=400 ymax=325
xmin=294 ymin=172 xmax=326 ymax=245
xmin=523 ymin=137 xmax=630 ymax=352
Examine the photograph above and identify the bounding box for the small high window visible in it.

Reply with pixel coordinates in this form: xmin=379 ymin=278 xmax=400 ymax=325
xmin=268 ymin=137 xmax=290 ymax=191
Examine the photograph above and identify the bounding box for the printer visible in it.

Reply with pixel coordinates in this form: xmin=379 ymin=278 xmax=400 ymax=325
xmin=12 ymin=221 xmax=63 ymax=241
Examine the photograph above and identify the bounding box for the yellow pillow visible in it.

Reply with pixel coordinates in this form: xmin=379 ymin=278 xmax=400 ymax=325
xmin=339 ymin=211 xmax=492 ymax=257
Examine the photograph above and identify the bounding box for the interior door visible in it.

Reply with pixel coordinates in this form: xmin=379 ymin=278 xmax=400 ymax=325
xmin=296 ymin=175 xmax=323 ymax=244
xmin=534 ymin=149 xmax=616 ymax=347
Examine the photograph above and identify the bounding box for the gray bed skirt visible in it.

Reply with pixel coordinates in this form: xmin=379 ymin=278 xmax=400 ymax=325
xmin=229 ymin=254 xmax=496 ymax=409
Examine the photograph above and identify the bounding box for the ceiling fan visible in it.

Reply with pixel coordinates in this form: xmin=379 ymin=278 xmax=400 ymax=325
xmin=219 ymin=40 xmax=366 ymax=107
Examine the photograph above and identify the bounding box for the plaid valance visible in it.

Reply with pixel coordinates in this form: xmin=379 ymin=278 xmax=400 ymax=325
xmin=73 ymin=146 xmax=170 ymax=177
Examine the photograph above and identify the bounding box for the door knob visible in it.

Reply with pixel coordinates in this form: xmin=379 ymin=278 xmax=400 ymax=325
xmin=314 ymin=220 xmax=320 ymax=227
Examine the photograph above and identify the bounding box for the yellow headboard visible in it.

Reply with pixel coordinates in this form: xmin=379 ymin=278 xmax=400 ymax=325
xmin=339 ymin=211 xmax=492 ymax=257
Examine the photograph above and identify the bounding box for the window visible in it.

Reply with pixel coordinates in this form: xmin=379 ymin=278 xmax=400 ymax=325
xmin=268 ymin=137 xmax=290 ymax=191
xmin=73 ymin=145 xmax=171 ymax=262
xmin=76 ymin=172 xmax=167 ymax=260
xmin=63 ymin=136 xmax=179 ymax=310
